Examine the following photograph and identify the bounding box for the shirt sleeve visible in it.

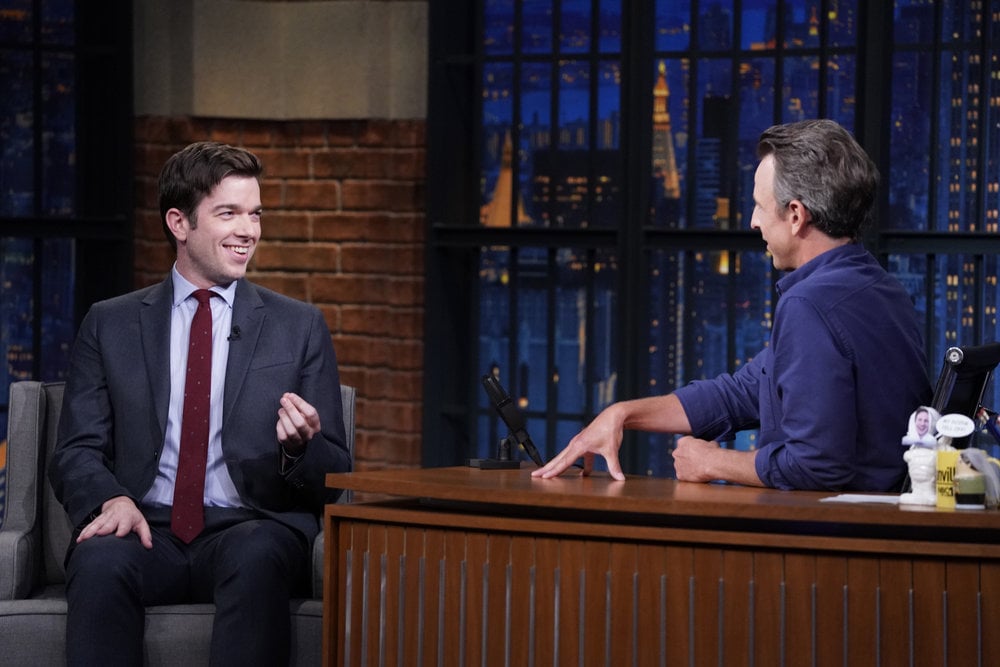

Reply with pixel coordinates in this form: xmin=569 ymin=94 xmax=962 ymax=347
xmin=753 ymin=295 xmax=859 ymax=490
xmin=674 ymin=352 xmax=766 ymax=442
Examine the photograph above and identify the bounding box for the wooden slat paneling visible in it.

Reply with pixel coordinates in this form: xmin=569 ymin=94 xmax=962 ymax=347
xmin=692 ymin=546 xmax=723 ymax=666
xmin=608 ymin=542 xmax=638 ymax=666
xmin=721 ymin=548 xmax=753 ymax=665
xmin=945 ymin=560 xmax=981 ymax=667
xmin=784 ymin=552 xmax=817 ymax=666
xmin=983 ymin=561 xmax=1000 ymax=666
xmin=323 ymin=468 xmax=1000 ymax=667
xmin=664 ymin=545 xmax=694 ymax=665
xmin=752 ymin=551 xmax=784 ymax=666
xmin=382 ymin=524 xmax=405 ymax=667
xmin=813 ymin=555 xmax=847 ymax=667
xmin=463 ymin=531 xmax=489 ymax=667
xmin=845 ymin=556 xmax=880 ymax=666
xmin=532 ymin=537 xmax=559 ymax=666
xmin=879 ymin=556 xmax=913 ymax=667
xmin=912 ymin=559 xmax=946 ymax=667
xmin=555 ymin=538 xmax=585 ymax=666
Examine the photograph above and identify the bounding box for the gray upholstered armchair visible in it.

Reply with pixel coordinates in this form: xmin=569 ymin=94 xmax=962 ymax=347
xmin=0 ymin=380 xmax=354 ymax=665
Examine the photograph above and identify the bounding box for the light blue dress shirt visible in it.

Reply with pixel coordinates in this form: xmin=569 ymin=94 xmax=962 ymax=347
xmin=142 ymin=267 xmax=245 ymax=509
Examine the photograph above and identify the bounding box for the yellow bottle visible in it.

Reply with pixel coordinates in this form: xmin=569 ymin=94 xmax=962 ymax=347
xmin=936 ymin=448 xmax=958 ymax=509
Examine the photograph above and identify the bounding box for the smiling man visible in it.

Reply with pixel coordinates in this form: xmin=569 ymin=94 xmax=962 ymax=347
xmin=533 ymin=119 xmax=931 ymax=492
xmin=49 ymin=142 xmax=351 ymax=665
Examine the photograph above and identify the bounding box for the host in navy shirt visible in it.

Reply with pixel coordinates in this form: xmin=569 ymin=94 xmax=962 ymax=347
xmin=534 ymin=119 xmax=930 ymax=491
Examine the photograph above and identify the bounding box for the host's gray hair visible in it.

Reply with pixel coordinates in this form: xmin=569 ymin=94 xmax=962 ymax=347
xmin=756 ymin=119 xmax=878 ymax=240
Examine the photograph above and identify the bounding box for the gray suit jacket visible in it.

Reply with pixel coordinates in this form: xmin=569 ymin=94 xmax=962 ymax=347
xmin=48 ymin=277 xmax=350 ymax=544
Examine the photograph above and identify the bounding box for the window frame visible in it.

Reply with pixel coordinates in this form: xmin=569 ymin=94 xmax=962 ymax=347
xmin=0 ymin=1 xmax=134 ymax=428
xmin=425 ymin=0 xmax=1000 ymax=470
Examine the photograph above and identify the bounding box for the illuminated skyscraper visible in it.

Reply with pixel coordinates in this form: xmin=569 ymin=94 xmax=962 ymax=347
xmin=651 ymin=61 xmax=682 ymax=229
xmin=648 ymin=62 xmax=685 ymax=399
xmin=481 ymin=132 xmax=531 ymax=227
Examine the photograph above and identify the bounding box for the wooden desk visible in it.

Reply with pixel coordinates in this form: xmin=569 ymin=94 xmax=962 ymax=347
xmin=323 ymin=467 xmax=1000 ymax=666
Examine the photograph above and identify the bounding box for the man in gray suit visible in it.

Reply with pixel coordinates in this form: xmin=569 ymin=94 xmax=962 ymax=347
xmin=48 ymin=142 xmax=350 ymax=665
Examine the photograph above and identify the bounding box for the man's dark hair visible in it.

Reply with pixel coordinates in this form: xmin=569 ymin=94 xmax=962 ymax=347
xmin=158 ymin=142 xmax=263 ymax=249
xmin=756 ymin=119 xmax=878 ymax=240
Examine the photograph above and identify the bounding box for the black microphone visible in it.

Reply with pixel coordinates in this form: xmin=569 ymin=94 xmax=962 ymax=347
xmin=228 ymin=325 xmax=241 ymax=341
xmin=481 ymin=374 xmax=545 ymax=467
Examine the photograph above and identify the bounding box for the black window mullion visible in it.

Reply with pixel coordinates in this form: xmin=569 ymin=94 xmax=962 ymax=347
xmin=974 ymin=254 xmax=985 ymax=344
xmin=926 ymin=0 xmax=944 ymax=232
xmin=928 ymin=253 xmax=939 ymax=357
xmin=615 ymin=0 xmax=656 ymax=474
xmin=511 ymin=2 xmax=524 ymax=229
xmin=773 ymin=0 xmax=786 ymax=122
xmin=975 ymin=6 xmax=992 ymax=239
xmin=816 ymin=0 xmax=828 ymax=119
xmin=583 ymin=247 xmax=597 ymax=421
xmin=544 ymin=247 xmax=557 ymax=459
xmin=586 ymin=0 xmax=599 ymax=230
xmin=29 ymin=0 xmax=45 ymax=381
xmin=508 ymin=246 xmax=521 ymax=402
xmin=32 ymin=0 xmax=44 ymax=219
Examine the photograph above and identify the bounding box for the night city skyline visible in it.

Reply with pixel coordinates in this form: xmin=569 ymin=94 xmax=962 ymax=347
xmin=5 ymin=1 xmax=1000 ymax=473
xmin=473 ymin=0 xmax=1000 ymax=470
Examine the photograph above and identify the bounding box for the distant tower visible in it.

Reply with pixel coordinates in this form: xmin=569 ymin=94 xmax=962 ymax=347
xmin=648 ymin=61 xmax=684 ymax=402
xmin=481 ymin=131 xmax=531 ymax=227
xmin=651 ymin=61 xmax=682 ymax=228
xmin=652 ymin=61 xmax=681 ymax=200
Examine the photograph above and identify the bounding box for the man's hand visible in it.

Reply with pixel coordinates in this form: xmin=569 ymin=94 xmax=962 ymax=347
xmin=671 ymin=437 xmax=723 ymax=482
xmin=276 ymin=392 xmax=321 ymax=455
xmin=532 ymin=405 xmax=627 ymax=481
xmin=77 ymin=495 xmax=152 ymax=549
xmin=671 ymin=436 xmax=763 ymax=486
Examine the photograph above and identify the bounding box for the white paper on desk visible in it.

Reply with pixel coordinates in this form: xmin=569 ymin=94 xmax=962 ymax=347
xmin=819 ymin=494 xmax=900 ymax=505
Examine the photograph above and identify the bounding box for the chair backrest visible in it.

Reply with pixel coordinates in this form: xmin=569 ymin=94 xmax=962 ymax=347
xmin=3 ymin=381 xmax=357 ymax=596
xmin=2 ymin=380 xmax=71 ymax=593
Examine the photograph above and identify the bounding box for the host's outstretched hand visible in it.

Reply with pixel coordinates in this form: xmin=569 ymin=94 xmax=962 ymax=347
xmin=531 ymin=404 xmax=627 ymax=480
xmin=531 ymin=394 xmax=695 ymax=482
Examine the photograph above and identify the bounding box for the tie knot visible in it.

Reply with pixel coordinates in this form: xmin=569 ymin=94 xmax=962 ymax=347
xmin=191 ymin=289 xmax=215 ymax=306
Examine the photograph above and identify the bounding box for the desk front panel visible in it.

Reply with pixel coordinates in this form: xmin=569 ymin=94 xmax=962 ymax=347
xmin=324 ymin=499 xmax=999 ymax=667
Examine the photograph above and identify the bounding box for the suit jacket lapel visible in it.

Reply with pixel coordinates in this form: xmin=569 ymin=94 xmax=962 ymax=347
xmin=139 ymin=278 xmax=174 ymax=442
xmin=223 ymin=279 xmax=264 ymax=423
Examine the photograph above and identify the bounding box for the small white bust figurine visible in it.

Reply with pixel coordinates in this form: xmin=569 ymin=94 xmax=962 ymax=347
xmin=899 ymin=406 xmax=940 ymax=506
xmin=899 ymin=446 xmax=938 ymax=505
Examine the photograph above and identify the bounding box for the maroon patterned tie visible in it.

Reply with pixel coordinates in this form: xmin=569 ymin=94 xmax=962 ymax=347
xmin=171 ymin=289 xmax=215 ymax=543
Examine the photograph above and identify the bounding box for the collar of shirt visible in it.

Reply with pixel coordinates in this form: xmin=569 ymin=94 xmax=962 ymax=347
xmin=170 ymin=264 xmax=238 ymax=310
xmin=775 ymin=242 xmax=865 ymax=297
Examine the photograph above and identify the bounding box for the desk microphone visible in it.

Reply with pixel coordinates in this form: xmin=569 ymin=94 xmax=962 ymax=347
xmin=481 ymin=374 xmax=545 ymax=467
xmin=228 ymin=326 xmax=241 ymax=341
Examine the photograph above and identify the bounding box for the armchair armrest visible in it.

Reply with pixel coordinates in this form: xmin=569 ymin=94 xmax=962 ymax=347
xmin=1 ymin=381 xmax=49 ymax=600
xmin=0 ymin=530 xmax=39 ymax=600
xmin=310 ymin=529 xmax=324 ymax=598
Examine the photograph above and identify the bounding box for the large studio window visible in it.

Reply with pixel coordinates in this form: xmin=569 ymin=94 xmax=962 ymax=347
xmin=0 ymin=1 xmax=132 ymax=503
xmin=425 ymin=1 xmax=1000 ymax=471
